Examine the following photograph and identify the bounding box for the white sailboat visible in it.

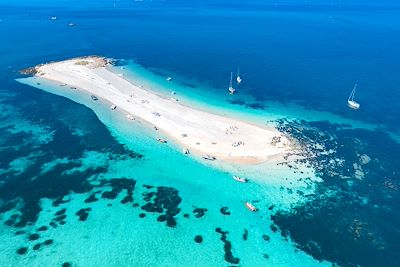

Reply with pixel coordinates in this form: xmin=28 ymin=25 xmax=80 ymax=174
xmin=236 ymin=67 xmax=242 ymax=84
xmin=347 ymin=83 xmax=360 ymax=109
xmin=228 ymin=72 xmax=235 ymax=94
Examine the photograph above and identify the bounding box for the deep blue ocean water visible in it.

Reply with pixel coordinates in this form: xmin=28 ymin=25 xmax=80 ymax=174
xmin=1 ymin=1 xmax=400 ymax=266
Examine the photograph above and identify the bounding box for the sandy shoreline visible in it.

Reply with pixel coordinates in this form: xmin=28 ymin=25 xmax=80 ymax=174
xmin=30 ymin=56 xmax=291 ymax=164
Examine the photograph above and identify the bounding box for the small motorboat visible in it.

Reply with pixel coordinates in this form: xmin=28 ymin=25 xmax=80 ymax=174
xmin=110 ymin=105 xmax=116 ymax=110
xmin=183 ymin=148 xmax=190 ymax=154
xmin=171 ymin=91 xmax=176 ymax=95
xmin=245 ymin=202 xmax=258 ymax=212
xmin=166 ymin=77 xmax=173 ymax=82
xmin=126 ymin=114 xmax=134 ymax=120
xmin=91 ymin=95 xmax=98 ymax=101
xmin=233 ymin=176 xmax=248 ymax=183
xmin=50 ymin=16 xmax=57 ymax=20
xmin=202 ymin=155 xmax=216 ymax=161
xmin=157 ymin=138 xmax=167 ymax=143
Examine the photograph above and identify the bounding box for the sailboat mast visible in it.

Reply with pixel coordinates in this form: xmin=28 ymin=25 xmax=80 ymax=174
xmin=352 ymin=83 xmax=357 ymax=101
xmin=348 ymin=83 xmax=357 ymax=101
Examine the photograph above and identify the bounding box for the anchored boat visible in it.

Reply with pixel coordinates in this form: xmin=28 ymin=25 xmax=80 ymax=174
xmin=91 ymin=95 xmax=98 ymax=101
xmin=157 ymin=138 xmax=167 ymax=143
xmin=245 ymin=202 xmax=258 ymax=212
xmin=347 ymin=83 xmax=360 ymax=109
xmin=233 ymin=176 xmax=248 ymax=183
xmin=202 ymin=155 xmax=216 ymax=161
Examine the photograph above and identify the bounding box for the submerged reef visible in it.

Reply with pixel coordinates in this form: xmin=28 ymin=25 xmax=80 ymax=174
xmin=141 ymin=186 xmax=182 ymax=227
xmin=272 ymin=119 xmax=400 ymax=267
xmin=0 ymin=83 xmax=143 ymax=228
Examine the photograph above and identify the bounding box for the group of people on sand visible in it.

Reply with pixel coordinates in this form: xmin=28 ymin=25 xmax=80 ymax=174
xmin=232 ymin=141 xmax=245 ymax=147
xmin=225 ymin=125 xmax=239 ymax=135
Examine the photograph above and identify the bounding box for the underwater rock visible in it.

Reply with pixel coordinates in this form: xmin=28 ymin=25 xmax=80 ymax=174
xmin=215 ymin=227 xmax=240 ymax=264
xmin=33 ymin=243 xmax=41 ymax=250
xmin=262 ymin=235 xmax=270 ymax=241
xmin=53 ymin=214 xmax=67 ymax=222
xmin=37 ymin=226 xmax=48 ymax=232
xmin=15 ymin=230 xmax=25 ymax=235
xmin=75 ymin=208 xmax=92 ymax=222
xmin=220 ymin=207 xmax=231 ymax=215
xmin=139 ymin=213 xmax=146 ymax=218
xmin=4 ymin=219 xmax=15 ymax=226
xmin=194 ymin=235 xmax=203 ymax=243
xmin=53 ymin=196 xmax=71 ymax=207
xmin=84 ymin=192 xmax=99 ymax=203
xmin=141 ymin=186 xmax=181 ymax=228
xmin=100 ymin=178 xmax=136 ymax=202
xmin=43 ymin=239 xmax=53 ymax=246
xmin=16 ymin=247 xmax=28 ymax=255
xmin=28 ymin=233 xmax=40 ymax=241
xmin=143 ymin=191 xmax=155 ymax=202
xmin=193 ymin=207 xmax=207 ymax=218
xmin=121 ymin=195 xmax=133 ymax=204
xmin=242 ymin=229 xmax=248 ymax=241
xmin=55 ymin=208 xmax=66 ymax=216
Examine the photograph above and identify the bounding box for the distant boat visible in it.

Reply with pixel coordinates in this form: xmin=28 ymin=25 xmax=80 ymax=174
xmin=166 ymin=77 xmax=173 ymax=82
xmin=91 ymin=95 xmax=98 ymax=101
xmin=110 ymin=105 xmax=116 ymax=110
xmin=347 ymin=83 xmax=360 ymax=109
xmin=157 ymin=138 xmax=167 ymax=143
xmin=50 ymin=16 xmax=57 ymax=20
xmin=245 ymin=202 xmax=258 ymax=212
xmin=202 ymin=155 xmax=216 ymax=161
xmin=233 ymin=176 xmax=248 ymax=183
xmin=228 ymin=72 xmax=235 ymax=94
xmin=236 ymin=67 xmax=242 ymax=84
xmin=183 ymin=148 xmax=190 ymax=154
xmin=126 ymin=114 xmax=134 ymax=120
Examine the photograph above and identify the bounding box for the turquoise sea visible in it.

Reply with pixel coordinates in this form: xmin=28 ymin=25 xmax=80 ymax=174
xmin=1 ymin=1 xmax=400 ymax=266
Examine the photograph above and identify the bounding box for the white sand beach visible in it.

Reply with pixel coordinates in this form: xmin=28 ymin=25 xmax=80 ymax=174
xmin=33 ymin=56 xmax=291 ymax=164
